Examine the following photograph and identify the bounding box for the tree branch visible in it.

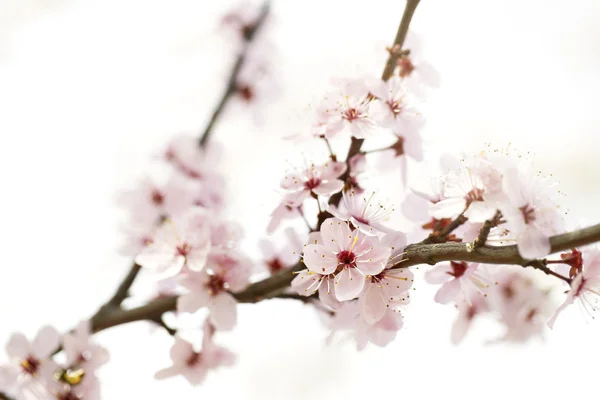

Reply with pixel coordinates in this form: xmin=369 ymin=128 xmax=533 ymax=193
xmin=324 ymin=0 xmax=421 ymax=223
xmin=198 ymin=1 xmax=271 ymax=147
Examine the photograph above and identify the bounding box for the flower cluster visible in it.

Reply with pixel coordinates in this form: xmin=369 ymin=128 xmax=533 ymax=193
xmin=0 ymin=322 xmax=108 ymax=400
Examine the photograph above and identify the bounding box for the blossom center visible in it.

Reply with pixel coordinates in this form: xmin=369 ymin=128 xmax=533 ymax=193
xmin=519 ymin=204 xmax=536 ymax=224
xmin=20 ymin=356 xmax=40 ymax=376
xmin=186 ymin=352 xmax=202 ymax=367
xmin=236 ymin=84 xmax=254 ymax=102
xmin=447 ymin=261 xmax=468 ymax=278
xmin=342 ymin=108 xmax=360 ymax=121
xmin=206 ymin=274 xmax=227 ymax=296
xmin=151 ymin=189 xmax=165 ymax=206
xmin=267 ymin=258 xmax=285 ymax=274
xmin=304 ymin=177 xmax=322 ymax=190
xmin=176 ymin=243 xmax=192 ymax=257
xmin=388 ymin=99 xmax=404 ymax=115
xmin=337 ymin=250 xmax=356 ymax=268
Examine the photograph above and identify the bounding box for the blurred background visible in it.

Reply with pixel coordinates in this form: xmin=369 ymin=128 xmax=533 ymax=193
xmin=1 ymin=0 xmax=600 ymax=398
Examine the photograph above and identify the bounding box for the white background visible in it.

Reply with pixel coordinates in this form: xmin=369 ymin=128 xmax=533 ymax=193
xmin=1 ymin=0 xmax=600 ymax=399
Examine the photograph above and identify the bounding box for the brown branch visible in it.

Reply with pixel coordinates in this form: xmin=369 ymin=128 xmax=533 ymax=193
xmin=324 ymin=0 xmax=422 ymax=225
xmin=473 ymin=211 xmax=502 ymax=248
xmin=198 ymin=1 xmax=271 ymax=147
xmin=421 ymin=213 xmax=467 ymax=244
xmin=103 ymin=263 xmax=142 ymax=309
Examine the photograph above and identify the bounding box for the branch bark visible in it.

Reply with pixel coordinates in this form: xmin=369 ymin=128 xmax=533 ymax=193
xmin=198 ymin=1 xmax=271 ymax=147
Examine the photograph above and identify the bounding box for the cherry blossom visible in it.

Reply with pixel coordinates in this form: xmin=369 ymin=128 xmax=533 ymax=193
xmin=155 ymin=326 xmax=235 ymax=386
xmin=319 ymin=78 xmax=377 ymax=139
xmin=177 ymin=249 xmax=253 ymax=330
xmin=425 ymin=262 xmax=491 ymax=305
xmin=259 ymin=227 xmax=302 ymax=274
xmin=135 ymin=207 xmax=212 ymax=276
xmin=0 ymin=326 xmax=60 ymax=399
xmin=355 ymin=308 xmax=405 ymax=350
xmin=328 ymin=190 xmax=395 ymax=235
xmin=497 ymin=166 xmax=564 ymax=258
xmin=163 ymin=135 xmax=223 ymax=183
xmin=430 ymin=155 xmax=502 ymax=223
xmin=450 ymin=295 xmax=487 ymax=344
xmin=280 ymin=160 xmax=346 ymax=207
xmin=370 ymin=76 xmax=422 ymax=131
xmin=63 ymin=321 xmax=109 ymax=374
xmin=395 ymin=32 xmax=440 ymax=96
xmin=299 ymin=218 xmax=391 ymax=301
xmin=548 ymin=246 xmax=600 ymax=328
xmin=267 ymin=202 xmax=301 ymax=234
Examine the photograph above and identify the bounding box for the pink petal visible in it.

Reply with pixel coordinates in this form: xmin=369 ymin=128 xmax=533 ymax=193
xmin=319 ymin=218 xmax=353 ymax=252
xmin=312 ymin=179 xmax=344 ymax=196
xmin=186 ymin=246 xmax=210 ymax=272
xmin=209 ymin=293 xmax=237 ymax=331
xmin=356 ymin=247 xmax=390 ymax=276
xmin=135 ymin=243 xmax=178 ymax=272
xmin=424 ymin=263 xmax=453 ymax=284
xmin=177 ymin=290 xmax=210 ymax=313
xmin=464 ymin=201 xmax=497 ymax=223
xmin=547 ymin=291 xmax=577 ymax=329
xmin=318 ymin=278 xmax=342 ymax=310
xmin=382 ymin=269 xmax=413 ymax=298
xmin=6 ymin=333 xmax=30 ymax=359
xmin=401 ymin=192 xmax=429 ymax=223
xmin=518 ymin=226 xmax=551 ymax=258
xmin=418 ymin=61 xmax=441 ymax=88
xmin=360 ymin=283 xmax=387 ymax=325
xmin=291 ymin=270 xmax=321 ymax=295
xmin=430 ymin=197 xmax=467 ymax=219
xmin=318 ymin=161 xmax=347 ymax=180
xmin=502 ymin=167 xmax=527 ymax=207
xmin=334 ymin=268 xmax=366 ymax=301
xmin=183 ymin=366 xmax=208 ymax=386
xmin=280 ymin=173 xmax=304 ymax=191
xmin=170 ymin=337 xmax=194 ymax=363
xmin=303 ymin=244 xmax=338 ymax=275
xmin=155 ymin=365 xmax=182 ymax=380
xmin=434 ymin=279 xmax=461 ymax=304
xmin=32 ymin=326 xmax=60 ymax=359
xmin=282 ymin=190 xmax=310 ymax=207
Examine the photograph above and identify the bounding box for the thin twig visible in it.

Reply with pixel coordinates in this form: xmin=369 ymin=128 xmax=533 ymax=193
xmin=473 ymin=211 xmax=502 ymax=248
xmin=198 ymin=1 xmax=271 ymax=147
xmin=325 ymin=0 xmax=422 ymax=223
xmin=422 ymin=212 xmax=468 ymax=244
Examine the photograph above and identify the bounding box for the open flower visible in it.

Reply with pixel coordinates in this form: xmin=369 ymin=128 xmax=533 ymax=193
xmin=281 ymin=160 xmax=346 ymax=207
xmin=328 ymin=190 xmax=395 ymax=235
xmin=135 ymin=208 xmax=211 ymax=276
xmin=63 ymin=321 xmax=109 ymax=374
xmin=177 ymin=249 xmax=252 ymax=330
xmin=425 ymin=262 xmax=491 ymax=304
xmin=548 ymin=245 xmax=600 ymax=328
xmin=300 ymin=218 xmax=391 ymax=301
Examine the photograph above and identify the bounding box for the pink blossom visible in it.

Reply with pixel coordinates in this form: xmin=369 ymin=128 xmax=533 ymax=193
xmin=319 ymin=78 xmax=377 ymax=139
xmin=355 ymin=308 xmax=404 ymax=350
xmin=328 ymin=190 xmax=395 ymax=235
xmin=163 ymin=135 xmax=223 ymax=182
xmin=0 ymin=326 xmax=60 ymax=398
xmin=63 ymin=321 xmax=109 ymax=373
xmin=358 ymin=267 xmax=412 ymax=325
xmin=497 ymin=166 xmax=564 ymax=258
xmin=134 ymin=208 xmax=211 ymax=276
xmin=370 ymin=76 xmax=422 ymax=130
xmin=489 ymin=271 xmax=554 ymax=343
xmin=397 ymin=31 xmax=440 ymax=97
xmin=155 ymin=327 xmax=235 ymax=386
xmin=220 ymin=1 xmax=264 ymax=43
xmin=116 ymin=175 xmax=196 ymax=222
xmin=267 ymin=202 xmax=301 ymax=234
xmin=375 ymin=123 xmax=424 ymax=187
xmin=425 ymin=262 xmax=491 ymax=304
xmin=44 ymin=368 xmax=100 ymax=400
xmin=280 ymin=161 xmax=346 ymax=207
xmin=177 ymin=249 xmax=253 ymax=330
xmin=259 ymin=227 xmax=302 ymax=274
xmin=451 ymin=296 xmax=487 ymax=344
xmin=299 ymin=218 xmax=391 ymax=301
xmin=548 ymin=245 xmax=600 ymax=328
xmin=430 ymin=155 xmax=502 ymax=223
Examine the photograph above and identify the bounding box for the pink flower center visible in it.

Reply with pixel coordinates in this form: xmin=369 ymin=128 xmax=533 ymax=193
xmin=151 ymin=189 xmax=165 ymax=206
xmin=342 ymin=108 xmax=360 ymax=121
xmin=20 ymin=356 xmax=40 ymax=376
xmin=519 ymin=204 xmax=536 ymax=224
xmin=207 ymin=274 xmax=227 ymax=296
xmin=464 ymin=187 xmax=484 ymax=205
xmin=397 ymin=56 xmax=415 ymax=78
xmin=58 ymin=391 xmax=80 ymax=400
xmin=304 ymin=177 xmax=322 ymax=190
xmin=267 ymin=258 xmax=285 ymax=274
xmin=337 ymin=250 xmax=356 ymax=269
xmin=237 ymin=84 xmax=255 ymax=102
xmin=186 ymin=352 xmax=202 ymax=367
xmin=176 ymin=243 xmax=192 ymax=257
xmin=447 ymin=261 xmax=468 ymax=278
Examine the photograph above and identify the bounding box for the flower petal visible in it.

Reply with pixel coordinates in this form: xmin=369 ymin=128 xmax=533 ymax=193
xmin=6 ymin=333 xmax=30 ymax=359
xmin=334 ymin=268 xmax=366 ymax=301
xmin=434 ymin=279 xmax=461 ymax=304
xmin=209 ymin=293 xmax=237 ymax=331
xmin=177 ymin=290 xmax=210 ymax=313
xmin=518 ymin=225 xmax=551 ymax=258
xmin=319 ymin=218 xmax=353 ymax=252
xmin=303 ymin=244 xmax=338 ymax=275
xmin=360 ymin=283 xmax=387 ymax=325
xmin=312 ymin=179 xmax=344 ymax=196
xmin=430 ymin=197 xmax=466 ymax=219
